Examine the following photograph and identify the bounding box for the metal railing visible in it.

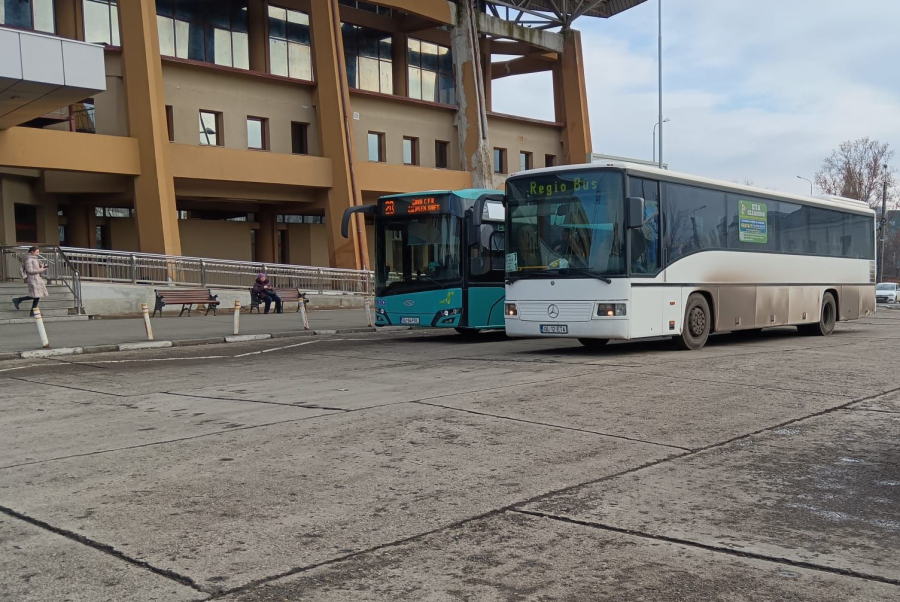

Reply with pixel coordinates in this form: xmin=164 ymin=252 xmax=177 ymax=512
xmin=8 ymin=247 xmax=374 ymax=296
xmin=1 ymin=245 xmax=84 ymax=314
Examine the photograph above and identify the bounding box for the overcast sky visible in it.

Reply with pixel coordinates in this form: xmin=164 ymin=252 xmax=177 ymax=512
xmin=491 ymin=0 xmax=900 ymax=196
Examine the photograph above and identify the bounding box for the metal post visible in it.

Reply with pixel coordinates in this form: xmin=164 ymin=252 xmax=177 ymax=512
xmin=200 ymin=259 xmax=206 ymax=286
xmin=141 ymin=302 xmax=154 ymax=341
xmin=33 ymin=308 xmax=50 ymax=349
xmin=299 ymin=296 xmax=310 ymax=330
xmin=880 ymin=165 xmax=889 ymax=283
xmin=233 ymin=299 xmax=241 ymax=335
xmin=130 ymin=254 xmax=137 ymax=284
xmin=364 ymin=296 xmax=374 ymax=328
xmin=658 ymin=0 xmax=664 ymax=169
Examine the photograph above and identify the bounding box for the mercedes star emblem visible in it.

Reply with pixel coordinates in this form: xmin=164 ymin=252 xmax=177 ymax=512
xmin=547 ymin=304 xmax=560 ymax=319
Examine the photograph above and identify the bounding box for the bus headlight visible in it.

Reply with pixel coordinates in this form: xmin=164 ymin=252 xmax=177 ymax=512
xmin=505 ymin=302 xmax=518 ymax=317
xmin=597 ymin=303 xmax=626 ymax=317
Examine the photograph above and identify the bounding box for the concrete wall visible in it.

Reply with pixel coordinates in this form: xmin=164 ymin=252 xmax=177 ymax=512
xmin=0 ymin=175 xmax=59 ymax=245
xmin=162 ymin=62 xmax=320 ymax=156
xmin=487 ymin=114 xmax=564 ymax=175
xmin=179 ymin=220 xmax=253 ymax=261
xmin=287 ymin=223 xmax=329 ymax=266
xmin=109 ymin=217 xmax=139 ymax=251
xmin=94 ymin=52 xmax=129 ymax=137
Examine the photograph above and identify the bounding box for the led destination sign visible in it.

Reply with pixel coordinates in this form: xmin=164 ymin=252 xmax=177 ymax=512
xmin=382 ymin=196 xmax=447 ymax=216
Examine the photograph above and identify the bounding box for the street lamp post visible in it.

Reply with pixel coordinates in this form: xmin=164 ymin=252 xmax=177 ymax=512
xmin=796 ymin=175 xmax=813 ymax=195
xmin=658 ymin=0 xmax=664 ymax=168
xmin=652 ymin=118 xmax=670 ymax=163
xmin=881 ymin=164 xmax=889 ymax=283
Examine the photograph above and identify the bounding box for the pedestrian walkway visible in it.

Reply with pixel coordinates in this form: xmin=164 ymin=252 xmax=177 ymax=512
xmin=0 ymin=308 xmax=371 ymax=354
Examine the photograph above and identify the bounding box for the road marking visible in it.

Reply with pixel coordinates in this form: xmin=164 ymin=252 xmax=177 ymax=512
xmin=0 ymin=364 xmax=46 ymax=373
xmin=234 ymin=339 xmax=326 ymax=357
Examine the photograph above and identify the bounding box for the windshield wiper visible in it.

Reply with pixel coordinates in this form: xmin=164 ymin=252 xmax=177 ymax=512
xmin=506 ymin=268 xmax=611 ymax=284
xmin=559 ymin=267 xmax=612 ymax=284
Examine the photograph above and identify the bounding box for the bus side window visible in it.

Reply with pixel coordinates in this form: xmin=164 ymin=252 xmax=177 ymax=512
xmin=470 ymin=224 xmax=504 ymax=281
xmin=629 ymin=178 xmax=660 ymax=274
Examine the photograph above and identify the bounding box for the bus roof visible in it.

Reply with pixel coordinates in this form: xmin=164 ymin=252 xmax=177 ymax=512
xmin=379 ymin=188 xmax=500 ymax=201
xmin=507 ymin=161 xmax=875 ymax=216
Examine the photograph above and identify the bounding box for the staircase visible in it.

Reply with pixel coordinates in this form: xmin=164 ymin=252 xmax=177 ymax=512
xmin=0 ymin=283 xmax=88 ymax=324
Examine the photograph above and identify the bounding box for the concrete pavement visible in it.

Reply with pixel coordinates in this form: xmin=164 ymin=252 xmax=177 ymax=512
xmin=1 ymin=315 xmax=899 ymax=600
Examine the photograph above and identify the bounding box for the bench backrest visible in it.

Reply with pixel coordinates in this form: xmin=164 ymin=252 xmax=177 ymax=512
xmin=156 ymin=289 xmax=217 ymax=302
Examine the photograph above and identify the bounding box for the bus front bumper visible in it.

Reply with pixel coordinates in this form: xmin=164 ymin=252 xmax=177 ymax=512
xmin=504 ymin=318 xmax=630 ymax=340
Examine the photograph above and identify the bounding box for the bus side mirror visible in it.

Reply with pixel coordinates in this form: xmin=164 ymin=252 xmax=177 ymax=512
xmin=341 ymin=205 xmax=376 ymax=238
xmin=626 ymin=196 xmax=645 ymax=229
xmin=471 ymin=194 xmax=504 ymax=228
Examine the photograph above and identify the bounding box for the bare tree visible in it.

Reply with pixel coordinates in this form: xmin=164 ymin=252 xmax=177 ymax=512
xmin=815 ymin=137 xmax=896 ymax=210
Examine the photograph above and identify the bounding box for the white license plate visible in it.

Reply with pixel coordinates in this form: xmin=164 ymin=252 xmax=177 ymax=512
xmin=400 ymin=317 xmax=420 ymax=325
xmin=540 ymin=324 xmax=568 ymax=334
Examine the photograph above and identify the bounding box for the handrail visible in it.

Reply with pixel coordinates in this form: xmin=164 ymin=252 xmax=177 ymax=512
xmin=0 ymin=245 xmax=84 ymax=315
xmin=2 ymin=245 xmax=374 ymax=298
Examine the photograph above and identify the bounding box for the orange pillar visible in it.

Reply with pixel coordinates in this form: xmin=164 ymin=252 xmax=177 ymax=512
xmin=309 ymin=0 xmax=367 ymax=269
xmin=256 ymin=210 xmax=277 ymax=263
xmin=67 ymin=202 xmax=91 ymax=248
xmin=119 ymin=0 xmax=182 ymax=256
xmin=248 ymin=0 xmax=267 ymax=73
xmin=392 ymin=32 xmax=408 ymax=97
xmin=54 ymin=0 xmax=79 ymax=40
xmin=557 ymin=30 xmax=592 ymax=164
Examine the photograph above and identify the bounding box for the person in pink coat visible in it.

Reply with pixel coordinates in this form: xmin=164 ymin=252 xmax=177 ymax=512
xmin=13 ymin=246 xmax=49 ymax=317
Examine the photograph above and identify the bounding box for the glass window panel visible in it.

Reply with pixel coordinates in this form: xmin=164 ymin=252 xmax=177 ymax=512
xmin=189 ymin=22 xmax=206 ymax=61
xmin=421 ymin=69 xmax=437 ymax=102
xmin=403 ymin=139 xmax=413 ymax=164
xmin=493 ymin=148 xmax=503 ymax=173
xmin=368 ymin=132 xmax=381 ymax=161
xmin=358 ymin=56 xmax=379 ymax=91
xmin=628 ymin=178 xmax=661 ymax=274
xmin=359 ymin=30 xmax=378 ymax=58
xmin=269 ymin=38 xmax=288 ymax=76
xmin=288 ymin=42 xmax=312 ymax=80
xmin=111 ymin=3 xmax=120 ymax=45
xmin=207 ymin=0 xmax=230 ymax=28
xmin=379 ymin=60 xmax=392 ymax=94
xmin=341 ymin=24 xmax=357 ymax=55
xmin=158 ymin=16 xmax=176 ymax=56
xmin=231 ymin=0 xmax=248 ymax=32
xmin=268 ymin=6 xmax=286 ymax=38
xmin=1 ymin=0 xmax=29 ymax=28
xmin=778 ymin=202 xmax=806 ymax=254
xmin=665 ymin=184 xmax=727 ymax=261
xmin=407 ymin=39 xmax=421 ymax=67
xmin=174 ymin=19 xmax=190 ymax=58
xmin=421 ymin=42 xmax=438 ymax=72
xmin=286 ymin=9 xmax=309 ymax=43
xmin=33 ymin=0 xmax=55 ymax=32
xmin=199 ymin=112 xmax=218 ymax=146
xmin=408 ymin=67 xmax=421 ymax=99
xmin=156 ymin=0 xmax=175 ymax=17
xmin=247 ymin=119 xmax=263 ymax=149
xmin=438 ymin=46 xmax=452 ymax=74
xmin=175 ymin=0 xmax=198 ymax=21
xmin=232 ymin=31 xmax=249 ymax=69
xmin=379 ymin=36 xmax=392 ymax=60
xmin=84 ymin=1 xmax=112 ymax=44
xmin=213 ymin=28 xmax=233 ymax=66
xmin=439 ymin=75 xmax=455 ymax=104
xmin=435 ymin=141 xmax=448 ymax=169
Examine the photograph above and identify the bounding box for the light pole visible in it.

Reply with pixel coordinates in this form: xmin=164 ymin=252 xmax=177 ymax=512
xmin=652 ymin=118 xmax=670 ymax=163
xmin=880 ymin=163 xmax=889 ymax=283
xmin=796 ymin=175 xmax=813 ymax=195
xmin=657 ymin=0 xmax=664 ymax=168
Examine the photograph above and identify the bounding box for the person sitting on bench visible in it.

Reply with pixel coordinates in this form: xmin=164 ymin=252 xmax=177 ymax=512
xmin=252 ymin=273 xmax=283 ymax=314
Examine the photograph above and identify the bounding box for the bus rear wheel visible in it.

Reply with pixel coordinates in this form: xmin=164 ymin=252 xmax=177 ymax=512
xmin=675 ymin=293 xmax=711 ymax=350
xmin=799 ymin=292 xmax=836 ymax=336
xmin=578 ymin=338 xmax=609 ymax=349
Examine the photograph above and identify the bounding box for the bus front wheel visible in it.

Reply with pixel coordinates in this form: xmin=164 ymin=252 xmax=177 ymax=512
xmin=578 ymin=338 xmax=609 ymax=349
xmin=675 ymin=293 xmax=711 ymax=350
xmin=799 ymin=292 xmax=836 ymax=336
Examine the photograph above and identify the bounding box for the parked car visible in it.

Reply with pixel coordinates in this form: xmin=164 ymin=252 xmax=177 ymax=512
xmin=876 ymin=282 xmax=899 ymax=304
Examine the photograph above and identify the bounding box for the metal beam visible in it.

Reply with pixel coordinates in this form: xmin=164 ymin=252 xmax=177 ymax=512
xmin=476 ymin=12 xmax=565 ymax=53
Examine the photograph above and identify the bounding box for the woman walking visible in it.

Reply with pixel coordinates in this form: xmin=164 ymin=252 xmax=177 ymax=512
xmin=13 ymin=246 xmax=49 ymax=317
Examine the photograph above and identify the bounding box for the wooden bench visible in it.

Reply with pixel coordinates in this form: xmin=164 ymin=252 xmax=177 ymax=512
xmin=249 ymin=288 xmax=306 ymax=313
xmin=153 ymin=289 xmax=220 ymax=317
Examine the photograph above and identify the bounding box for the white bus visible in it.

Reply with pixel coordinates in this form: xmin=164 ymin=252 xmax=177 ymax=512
xmin=502 ymin=162 xmax=876 ymax=350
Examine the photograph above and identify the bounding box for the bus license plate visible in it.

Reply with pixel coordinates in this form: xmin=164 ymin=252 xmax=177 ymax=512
xmin=540 ymin=324 xmax=568 ymax=334
xmin=401 ymin=317 xmax=420 ymax=325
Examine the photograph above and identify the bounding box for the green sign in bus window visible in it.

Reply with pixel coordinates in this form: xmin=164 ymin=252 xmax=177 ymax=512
xmin=739 ymin=199 xmax=767 ymax=243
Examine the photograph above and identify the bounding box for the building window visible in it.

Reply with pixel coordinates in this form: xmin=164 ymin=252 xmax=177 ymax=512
xmin=435 ymin=140 xmax=449 ymax=169
xmin=493 ymin=148 xmax=506 ymax=174
xmin=408 ymin=39 xmax=454 ymax=104
xmin=268 ymin=6 xmax=312 ymax=80
xmin=368 ymin=132 xmax=385 ymax=162
xmin=0 ymin=0 xmax=54 ymax=32
xmin=545 ymin=154 xmax=556 ymax=167
xmin=83 ymin=0 xmax=120 ymax=45
xmin=156 ymin=0 xmax=250 ymax=70
xmin=338 ymin=0 xmax=392 ymax=16
xmin=199 ymin=110 xmax=223 ymax=146
xmin=291 ymin=122 xmax=309 ymax=154
xmin=403 ymin=137 xmax=419 ymax=166
xmin=71 ymin=100 xmax=96 ymax=134
xmin=342 ymin=24 xmax=392 ymax=94
xmin=166 ymin=105 xmax=175 ymax=141
xmin=247 ymin=116 xmax=268 ymax=150
xmin=519 ymin=151 xmax=533 ymax=172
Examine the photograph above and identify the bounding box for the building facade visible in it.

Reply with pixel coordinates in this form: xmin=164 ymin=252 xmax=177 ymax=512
xmin=0 ymin=0 xmax=640 ymax=269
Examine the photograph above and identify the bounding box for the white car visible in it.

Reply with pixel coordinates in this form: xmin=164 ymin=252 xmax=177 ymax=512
xmin=876 ymin=282 xmax=899 ymax=304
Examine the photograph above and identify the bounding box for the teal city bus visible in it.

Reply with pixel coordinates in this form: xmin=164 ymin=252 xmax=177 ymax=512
xmin=342 ymin=189 xmax=505 ymax=333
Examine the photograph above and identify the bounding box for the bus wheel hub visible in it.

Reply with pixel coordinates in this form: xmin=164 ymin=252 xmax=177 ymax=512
xmin=689 ymin=308 xmax=706 ymax=336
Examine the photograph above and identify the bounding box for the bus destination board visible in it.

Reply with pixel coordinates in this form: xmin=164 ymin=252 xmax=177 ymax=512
xmin=383 ymin=196 xmax=446 ymax=216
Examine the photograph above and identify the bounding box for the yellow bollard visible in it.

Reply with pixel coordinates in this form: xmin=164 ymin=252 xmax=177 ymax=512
xmin=299 ymin=296 xmax=311 ymax=331
xmin=33 ymin=308 xmax=50 ymax=349
xmin=232 ymin=299 xmax=241 ymax=335
xmin=140 ymin=302 xmax=154 ymax=341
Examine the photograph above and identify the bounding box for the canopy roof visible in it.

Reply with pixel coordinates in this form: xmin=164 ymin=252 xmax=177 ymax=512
xmin=483 ymin=0 xmax=647 ymax=25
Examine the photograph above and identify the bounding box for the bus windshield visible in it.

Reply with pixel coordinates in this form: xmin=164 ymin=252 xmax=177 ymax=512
xmin=505 ymin=169 xmax=626 ymax=278
xmin=376 ymin=214 xmax=463 ymax=295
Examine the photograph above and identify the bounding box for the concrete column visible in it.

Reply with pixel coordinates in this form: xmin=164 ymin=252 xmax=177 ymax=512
xmin=248 ymin=0 xmax=268 ymax=74
xmin=66 ymin=202 xmax=91 ymax=248
xmin=480 ymin=39 xmax=492 ymax=112
xmin=557 ymin=30 xmax=592 ymax=164
xmin=54 ymin=0 xmax=80 ymax=40
xmin=309 ymin=0 xmax=367 ymax=269
xmin=256 ymin=210 xmax=277 ymax=263
xmin=392 ymin=32 xmax=408 ymax=97
xmin=451 ymin=0 xmax=491 ymax=187
xmin=119 ymin=0 xmax=183 ymax=256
